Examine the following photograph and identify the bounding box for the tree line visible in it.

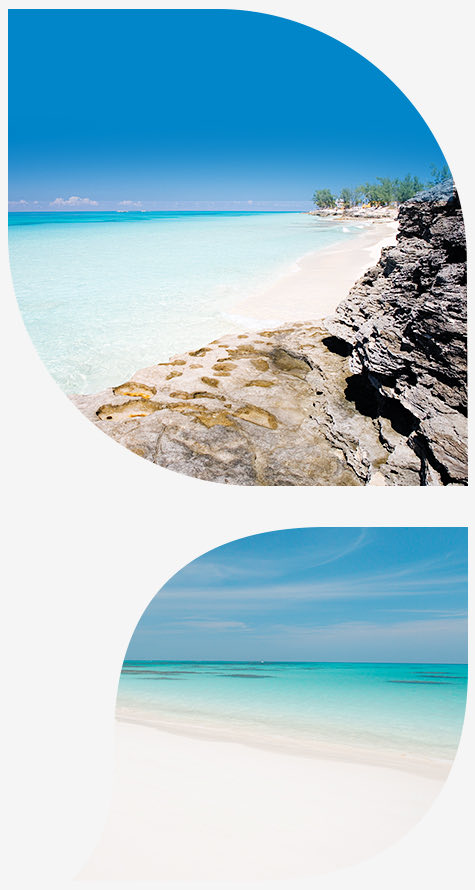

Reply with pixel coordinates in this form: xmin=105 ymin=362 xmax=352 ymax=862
xmin=313 ymin=164 xmax=450 ymax=209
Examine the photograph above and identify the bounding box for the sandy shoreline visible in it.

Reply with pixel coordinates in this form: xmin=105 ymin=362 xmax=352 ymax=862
xmin=80 ymin=719 xmax=445 ymax=881
xmin=116 ymin=713 xmax=451 ymax=779
xmin=230 ymin=219 xmax=398 ymax=327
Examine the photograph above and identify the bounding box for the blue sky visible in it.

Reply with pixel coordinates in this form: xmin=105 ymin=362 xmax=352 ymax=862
xmin=126 ymin=528 xmax=467 ymax=663
xmin=9 ymin=10 xmax=447 ymax=211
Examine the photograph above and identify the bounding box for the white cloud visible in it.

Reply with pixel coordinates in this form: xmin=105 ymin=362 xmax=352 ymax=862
xmin=157 ymin=571 xmax=465 ymax=606
xmin=8 ymin=199 xmax=29 ymax=206
xmin=118 ymin=200 xmax=142 ymax=207
xmin=50 ymin=196 xmax=98 ymax=207
xmin=268 ymin=616 xmax=467 ymax=638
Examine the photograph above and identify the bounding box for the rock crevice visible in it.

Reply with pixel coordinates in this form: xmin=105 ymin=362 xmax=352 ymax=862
xmin=325 ymin=180 xmax=467 ymax=484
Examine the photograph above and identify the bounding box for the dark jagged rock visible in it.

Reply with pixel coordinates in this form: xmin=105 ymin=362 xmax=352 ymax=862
xmin=73 ymin=182 xmax=467 ymax=485
xmin=325 ymin=181 xmax=467 ymax=484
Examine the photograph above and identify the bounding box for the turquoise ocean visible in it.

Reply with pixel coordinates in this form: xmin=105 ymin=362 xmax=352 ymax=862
xmin=117 ymin=661 xmax=467 ymax=772
xmin=8 ymin=211 xmax=363 ymax=394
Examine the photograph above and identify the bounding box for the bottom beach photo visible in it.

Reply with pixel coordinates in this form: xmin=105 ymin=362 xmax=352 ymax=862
xmin=80 ymin=527 xmax=467 ymax=881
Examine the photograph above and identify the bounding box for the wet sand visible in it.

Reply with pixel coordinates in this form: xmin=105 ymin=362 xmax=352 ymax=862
xmin=232 ymin=220 xmax=398 ymax=326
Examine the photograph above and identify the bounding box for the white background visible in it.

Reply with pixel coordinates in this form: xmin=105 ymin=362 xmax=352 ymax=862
xmin=1 ymin=1 xmax=473 ymax=888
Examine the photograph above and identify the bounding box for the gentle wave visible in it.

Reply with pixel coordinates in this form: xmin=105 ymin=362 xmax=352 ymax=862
xmin=117 ymin=661 xmax=467 ymax=768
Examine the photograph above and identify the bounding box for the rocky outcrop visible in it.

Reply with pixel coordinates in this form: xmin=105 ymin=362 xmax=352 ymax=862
xmin=310 ymin=206 xmax=397 ymax=220
xmin=72 ymin=181 xmax=466 ymax=485
xmin=325 ymin=181 xmax=467 ymax=484
xmin=72 ymin=324 xmax=422 ymax=486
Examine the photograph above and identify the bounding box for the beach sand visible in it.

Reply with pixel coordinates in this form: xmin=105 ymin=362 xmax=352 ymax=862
xmin=79 ymin=719 xmax=444 ymax=881
xmin=231 ymin=220 xmax=398 ymax=327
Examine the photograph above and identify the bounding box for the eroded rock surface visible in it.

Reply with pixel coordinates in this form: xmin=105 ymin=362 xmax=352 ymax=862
xmin=72 ymin=325 xmax=423 ymax=486
xmin=325 ymin=181 xmax=467 ymax=484
xmin=73 ymin=181 xmax=466 ymax=486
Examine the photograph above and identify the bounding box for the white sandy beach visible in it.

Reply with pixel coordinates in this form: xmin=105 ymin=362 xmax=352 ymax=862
xmin=79 ymin=719 xmax=444 ymax=882
xmin=232 ymin=220 xmax=398 ymax=326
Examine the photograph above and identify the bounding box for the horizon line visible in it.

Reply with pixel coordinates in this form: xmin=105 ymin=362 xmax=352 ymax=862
xmin=8 ymin=207 xmax=310 ymax=213
xmin=122 ymin=659 xmax=468 ymax=665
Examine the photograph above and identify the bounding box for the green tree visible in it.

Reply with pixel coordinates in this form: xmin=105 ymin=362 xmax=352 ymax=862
xmin=428 ymin=163 xmax=451 ymax=185
xmin=413 ymin=175 xmax=425 ymax=194
xmin=340 ymin=187 xmax=355 ymax=208
xmin=313 ymin=188 xmax=336 ymax=208
xmin=375 ymin=177 xmax=397 ymax=205
xmin=362 ymin=178 xmax=396 ymax=206
xmin=393 ymin=174 xmax=425 ymax=203
xmin=363 ymin=181 xmax=382 ymax=206
xmin=354 ymin=184 xmax=367 ymax=204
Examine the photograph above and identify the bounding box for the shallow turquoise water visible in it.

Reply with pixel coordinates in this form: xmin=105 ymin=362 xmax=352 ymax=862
xmin=117 ymin=661 xmax=467 ymax=766
xmin=8 ymin=211 xmax=362 ymax=393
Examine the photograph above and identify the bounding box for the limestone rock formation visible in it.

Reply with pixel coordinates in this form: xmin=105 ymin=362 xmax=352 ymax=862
xmin=72 ymin=324 xmax=423 ymax=487
xmin=310 ymin=206 xmax=397 ymax=220
xmin=72 ymin=181 xmax=466 ymax=486
xmin=325 ymin=181 xmax=467 ymax=484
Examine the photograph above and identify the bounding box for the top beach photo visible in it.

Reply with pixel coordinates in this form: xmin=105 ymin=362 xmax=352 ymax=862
xmin=8 ymin=9 xmax=467 ymax=486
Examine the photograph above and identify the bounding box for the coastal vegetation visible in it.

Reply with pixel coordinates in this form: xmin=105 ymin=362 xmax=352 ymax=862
xmin=313 ymin=164 xmax=450 ymax=208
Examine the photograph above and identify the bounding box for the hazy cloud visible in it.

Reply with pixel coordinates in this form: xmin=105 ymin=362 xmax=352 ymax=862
xmin=50 ymin=196 xmax=98 ymax=207
xmin=173 ymin=529 xmax=370 ymax=588
xmin=154 ymin=573 xmax=465 ymax=606
xmin=248 ymin=616 xmax=468 ymax=661
xmin=180 ymin=619 xmax=249 ymax=630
